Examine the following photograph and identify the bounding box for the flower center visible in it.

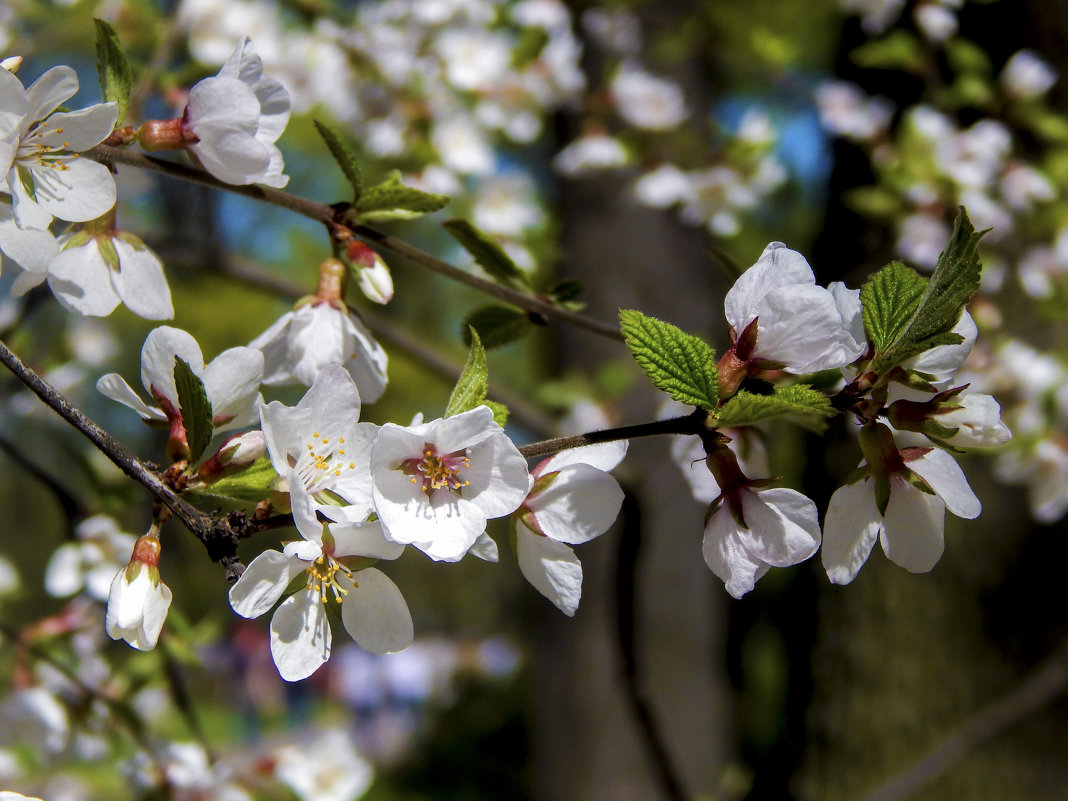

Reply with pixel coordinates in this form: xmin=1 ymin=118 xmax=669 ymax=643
xmin=402 ymin=444 xmax=470 ymax=495
xmin=18 ymin=120 xmax=76 ymax=171
xmin=296 ymin=432 xmax=357 ymax=492
xmin=305 ymin=555 xmax=355 ymax=605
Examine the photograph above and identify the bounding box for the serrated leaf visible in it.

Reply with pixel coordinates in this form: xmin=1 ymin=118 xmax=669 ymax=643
xmin=485 ymin=400 xmax=509 ymax=428
xmin=314 ymin=120 xmax=362 ymax=201
xmin=191 ymin=457 xmax=278 ymax=503
xmin=445 ymin=328 xmax=488 ymax=418
xmin=174 ymin=357 xmax=213 ymax=464
xmin=619 ymin=310 xmax=718 ymax=409
xmin=355 ymin=171 xmax=450 ymax=221
xmin=713 ymin=385 xmax=834 ymax=427
xmin=442 ymin=219 xmax=532 ymax=291
xmin=904 ymin=208 xmax=984 ymax=343
xmin=462 ymin=305 xmax=531 ymax=349
xmin=94 ymin=19 xmax=132 ymax=126
xmin=861 ymin=261 xmax=929 ymax=352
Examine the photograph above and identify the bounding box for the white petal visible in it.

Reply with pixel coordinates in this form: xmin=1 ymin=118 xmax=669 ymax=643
xmin=0 ymin=206 xmax=57 ymax=272
xmin=0 ymin=69 xmax=28 ymax=168
xmin=202 ymin=346 xmax=263 ymax=428
xmin=140 ymin=326 xmax=204 ymax=405
xmin=880 ymin=481 xmax=945 ymax=572
xmin=43 ymin=544 xmax=83 ymax=597
xmin=527 ymin=463 xmax=624 ymax=544
xmin=23 ymin=66 xmax=78 ymax=125
xmin=821 ymin=481 xmax=882 ymax=585
xmin=461 ymin=427 xmax=532 ymax=519
xmin=724 ymin=242 xmax=815 ymax=333
xmin=27 ymin=156 xmax=116 ymax=223
xmin=701 ymin=505 xmax=770 ymax=599
xmin=37 ymin=103 xmax=117 ymax=151
xmin=906 ymin=311 xmax=977 ymax=377
xmin=47 ymin=240 xmax=120 ymax=317
xmin=285 ymin=304 xmax=348 ymax=386
xmin=538 ymin=440 xmax=628 ymax=474
xmin=269 ymin=589 xmax=331 ymax=681
xmin=735 ymin=488 xmax=821 ymax=567
xmin=340 ymin=568 xmax=413 ymax=653
xmin=111 ymin=237 xmax=173 ymax=320
xmin=326 ymin=517 xmax=405 ymax=561
xmin=96 ymin=373 xmax=165 ymax=421
xmin=907 ymin=448 xmax=981 ymax=519
xmin=249 ymin=310 xmax=296 ymax=384
xmin=516 ymin=529 xmax=583 ymax=615
xmin=340 ymin=311 xmax=389 ymax=403
xmin=468 ymin=532 xmax=499 ymax=562
xmin=229 ymin=550 xmax=303 ymax=618
xmin=757 ymin=285 xmax=864 ymax=372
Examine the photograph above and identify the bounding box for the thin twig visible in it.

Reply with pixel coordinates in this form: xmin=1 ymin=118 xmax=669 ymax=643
xmin=0 ymin=337 xmax=246 ymax=578
xmin=858 ymin=638 xmax=1068 ymax=801
xmin=88 ymin=145 xmax=623 ymax=341
xmin=517 ymin=412 xmax=705 ymax=459
xmin=0 ymin=434 xmax=87 ymax=527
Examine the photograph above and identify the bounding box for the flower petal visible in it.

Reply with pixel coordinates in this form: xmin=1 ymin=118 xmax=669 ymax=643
xmin=340 ymin=567 xmax=413 ymax=653
xmin=527 ymin=463 xmax=624 ymax=544
xmin=516 ymin=530 xmax=583 ymax=615
xmin=23 ymin=66 xmax=78 ymax=126
xmin=139 ymin=326 xmax=205 ymax=404
xmin=36 ymin=103 xmax=117 ymax=151
xmin=701 ymin=505 xmax=770 ymax=599
xmin=28 ymin=156 xmax=116 ymax=223
xmin=111 ymin=237 xmax=173 ymax=321
xmin=907 ymin=448 xmax=982 ymax=519
xmin=880 ymin=482 xmax=945 ymax=573
xmin=538 ymin=440 xmax=628 ymax=475
xmin=270 ymin=589 xmax=331 ymax=681
xmin=229 ymin=549 xmax=303 ymax=618
xmin=734 ymin=488 xmax=821 ymax=567
xmin=47 ymin=240 xmax=121 ymax=317
xmin=821 ymin=481 xmax=881 ymax=585
xmin=723 ymin=242 xmax=815 ymax=333
xmin=201 ymin=345 xmax=263 ymax=429
xmin=96 ymin=373 xmax=165 ymax=421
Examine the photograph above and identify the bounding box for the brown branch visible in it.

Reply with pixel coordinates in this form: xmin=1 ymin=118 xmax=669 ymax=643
xmin=0 ymin=337 xmax=246 ymax=579
xmin=858 ymin=638 xmax=1068 ymax=801
xmin=517 ymin=412 xmax=705 ymax=460
xmin=88 ymin=145 xmax=623 ymax=341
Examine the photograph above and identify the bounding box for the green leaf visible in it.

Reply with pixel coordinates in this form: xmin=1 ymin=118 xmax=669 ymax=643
xmin=93 ymin=19 xmax=132 ymax=126
xmin=190 ymin=457 xmax=278 ymax=503
xmin=355 ymin=171 xmax=450 ymax=221
xmin=861 ymin=261 xmax=929 ymax=352
xmin=547 ymin=279 xmax=586 ymax=309
xmin=619 ymin=309 xmax=719 ymax=409
xmin=713 ymin=385 xmax=834 ymax=427
xmin=17 ymin=166 xmax=36 ymax=201
xmin=485 ymin=400 xmax=509 ymax=428
xmin=442 ymin=219 xmax=532 ymax=291
xmin=314 ymin=120 xmax=362 ymax=201
xmin=445 ymin=328 xmax=488 ymax=418
xmin=173 ymin=357 xmax=213 ymax=464
xmin=462 ymin=305 xmax=532 ymax=349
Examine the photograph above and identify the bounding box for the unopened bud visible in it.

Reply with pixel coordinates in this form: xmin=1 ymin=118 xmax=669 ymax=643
xmin=198 ymin=431 xmax=268 ymax=482
xmin=356 ymin=257 xmax=394 ymax=305
xmin=1 ymin=56 xmax=23 ymax=74
xmin=138 ymin=118 xmax=198 ymax=151
xmin=315 ymin=258 xmax=348 ymax=304
xmin=106 ymin=528 xmax=172 ymax=651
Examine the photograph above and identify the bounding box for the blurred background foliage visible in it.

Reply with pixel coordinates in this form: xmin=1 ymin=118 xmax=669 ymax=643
xmin=3 ymin=0 xmax=1068 ymax=800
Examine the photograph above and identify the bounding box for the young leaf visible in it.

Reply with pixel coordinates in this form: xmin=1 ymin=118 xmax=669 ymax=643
xmin=442 ymin=219 xmax=533 ymax=291
xmin=93 ymin=19 xmax=133 ymax=126
xmin=870 ymin=208 xmax=984 ymax=373
xmin=445 ymin=328 xmax=488 ymax=418
xmin=355 ymin=171 xmax=450 ymax=221
xmin=861 ymin=261 xmax=928 ymax=352
xmin=190 ymin=457 xmax=279 ymax=503
xmin=713 ymin=385 xmax=834 ymax=427
xmin=619 ymin=310 xmax=719 ymax=409
xmin=174 ymin=357 xmax=213 ymax=464
xmin=485 ymin=400 xmax=509 ymax=428
xmin=462 ymin=305 xmax=532 ymax=349
xmin=547 ymin=279 xmax=586 ymax=310
xmin=314 ymin=120 xmax=362 ymax=201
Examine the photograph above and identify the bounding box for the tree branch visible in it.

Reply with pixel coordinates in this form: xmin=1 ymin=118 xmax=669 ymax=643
xmin=517 ymin=412 xmax=705 ymax=459
xmin=89 ymin=145 xmax=623 ymax=341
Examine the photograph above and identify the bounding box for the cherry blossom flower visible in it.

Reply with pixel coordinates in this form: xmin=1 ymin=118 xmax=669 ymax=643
xmin=141 ymin=38 xmax=289 ymax=187
xmin=0 ymin=202 xmax=57 ymax=285
xmin=610 ymin=63 xmax=688 ymax=130
xmin=0 ymin=65 xmax=117 ymax=229
xmin=822 ymin=446 xmax=981 ymax=584
xmin=11 ymin=226 xmax=173 ymax=320
xmin=44 ymin=515 xmax=138 ymax=602
xmin=272 ymin=728 xmax=374 ymax=801
xmin=721 ymin=242 xmax=866 ymax=390
xmin=1000 ymin=50 xmax=1057 ymax=100
xmin=370 ymin=406 xmax=532 ymax=562
xmin=96 ymin=326 xmax=263 ymax=460
xmin=704 ymin=485 xmax=822 ymax=599
xmin=228 ymin=478 xmax=410 ymax=682
xmin=251 ymin=260 xmax=388 ymax=402
xmin=259 ymin=365 xmax=378 ymax=510
xmin=106 ymin=531 xmax=173 ymax=651
xmin=0 ymin=687 xmax=69 ymax=754
xmin=515 ymin=441 xmax=627 ymax=615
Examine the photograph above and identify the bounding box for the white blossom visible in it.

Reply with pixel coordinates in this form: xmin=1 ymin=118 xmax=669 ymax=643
xmin=184 ymin=38 xmax=290 ymax=187
xmin=44 ymin=515 xmax=138 ymax=602
xmin=913 ymin=4 xmax=957 ymax=42
xmin=610 ymin=64 xmax=688 ymax=130
xmin=272 ymin=728 xmax=374 ymax=801
xmin=105 ymin=537 xmax=173 ymax=652
xmin=370 ymin=406 xmax=531 ymax=562
xmin=0 ymin=66 xmax=117 ymax=229
xmin=516 ymin=441 xmax=627 ymax=615
xmin=816 ymin=82 xmax=894 ymax=141
xmin=1001 ymin=50 xmax=1057 ymax=99
xmin=553 ymin=133 xmax=630 ymax=177
xmin=724 ymin=242 xmax=867 ymax=373
xmin=822 ymin=448 xmax=981 ymax=584
xmin=936 ymin=392 xmax=1012 ymax=447
xmin=251 ymin=301 xmax=388 ymax=402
